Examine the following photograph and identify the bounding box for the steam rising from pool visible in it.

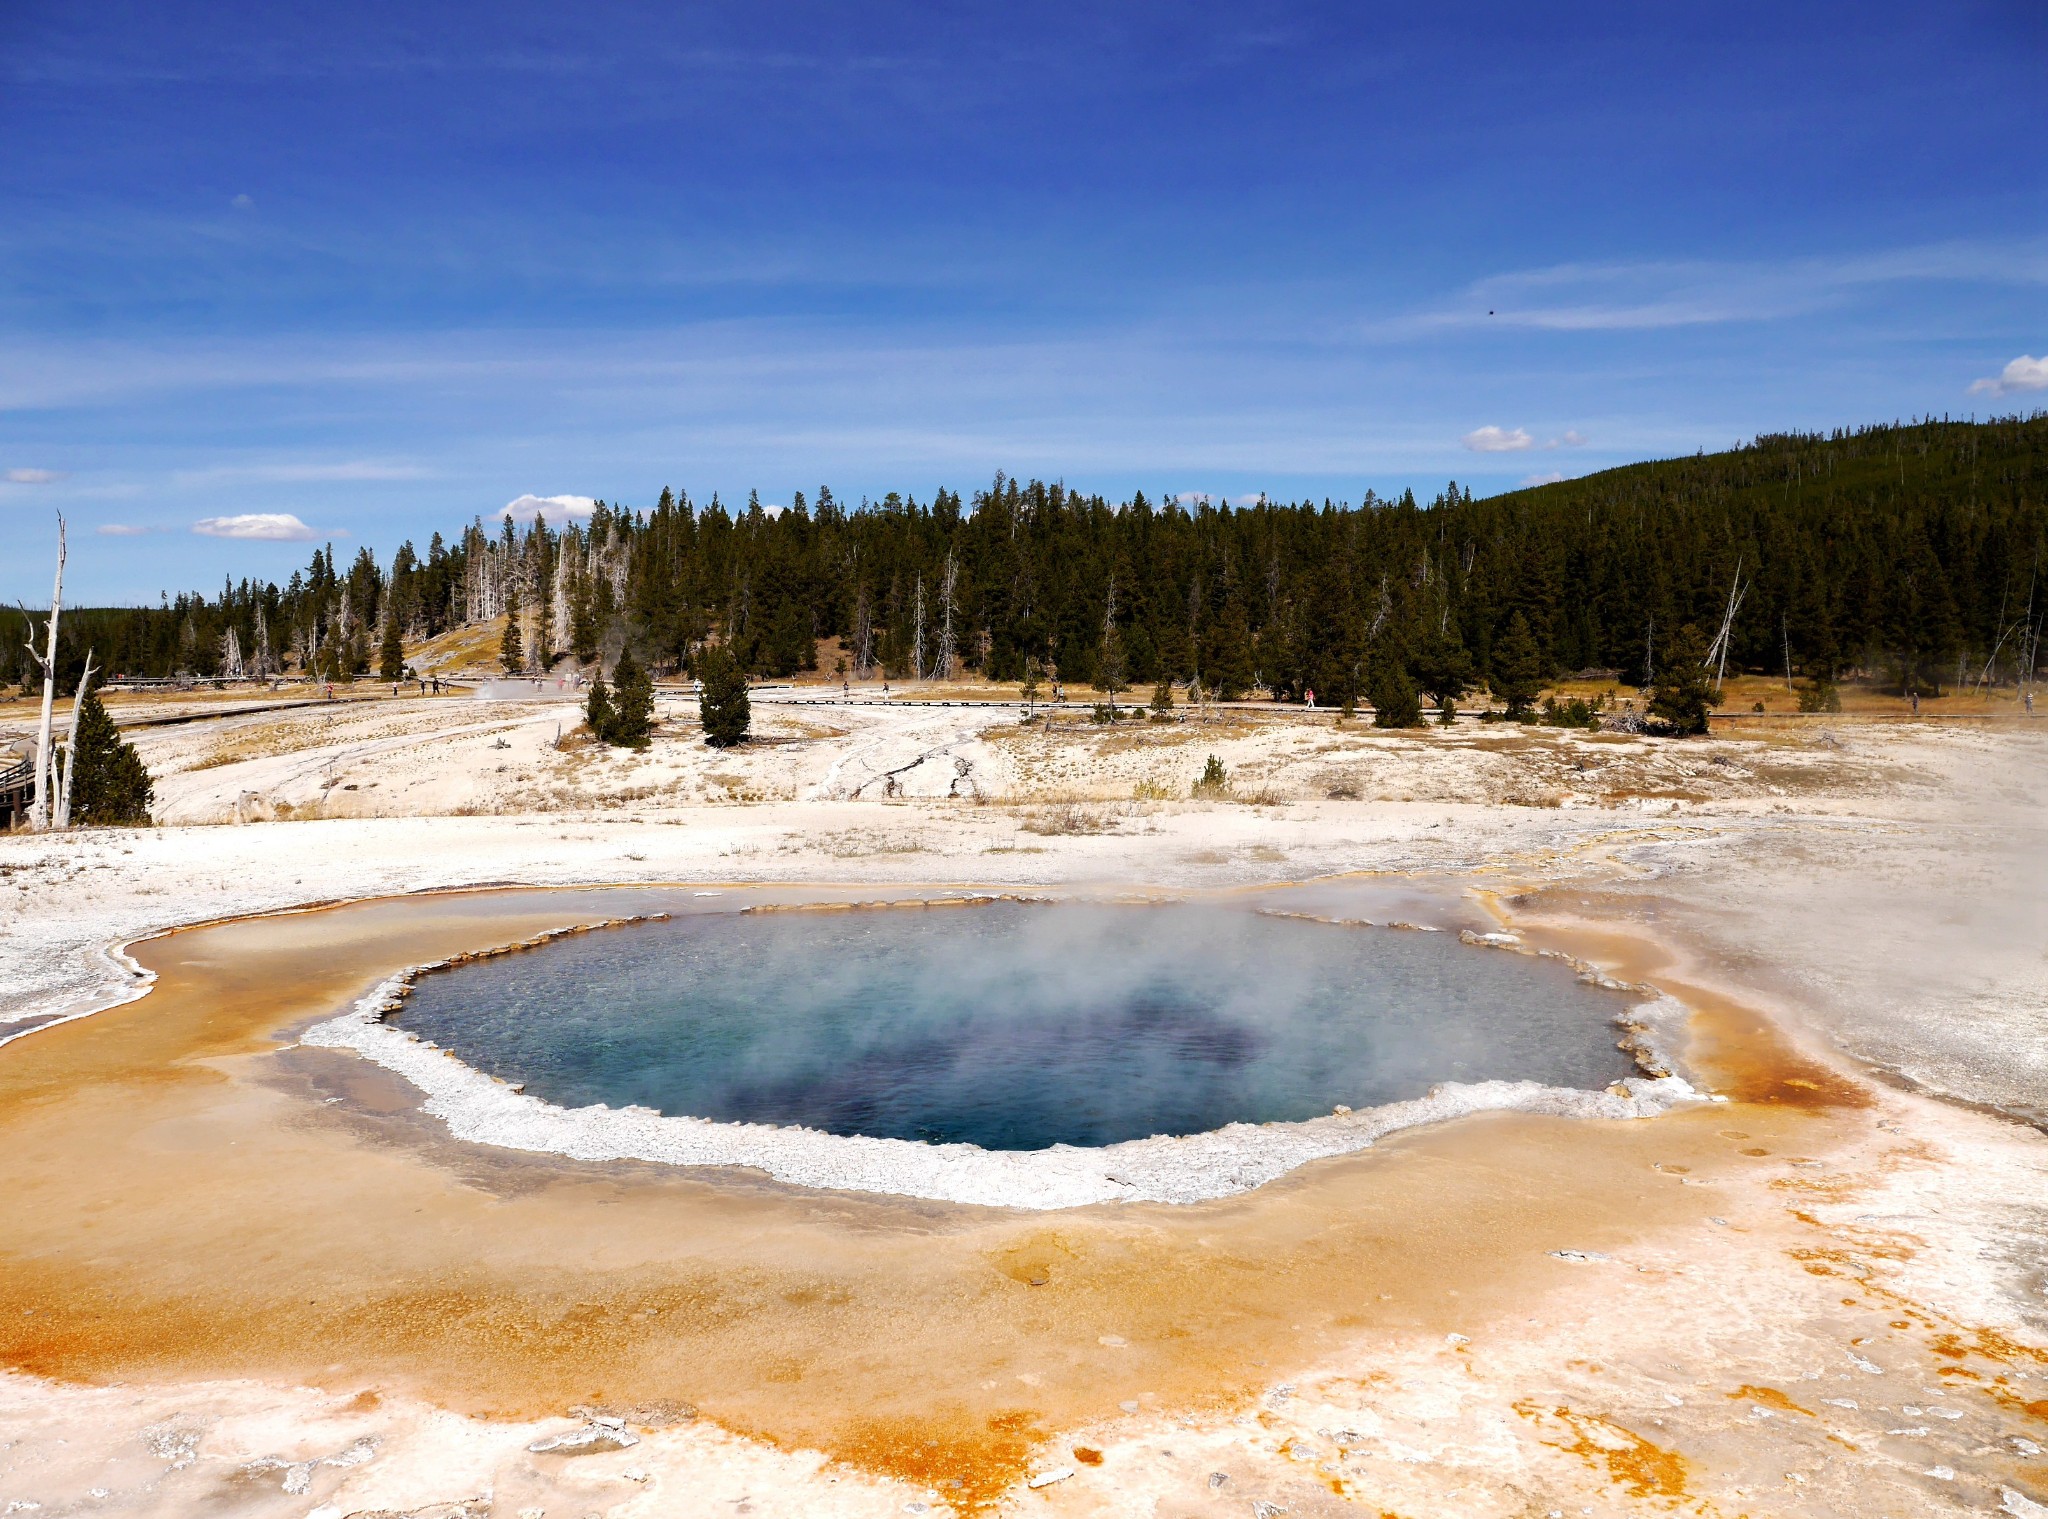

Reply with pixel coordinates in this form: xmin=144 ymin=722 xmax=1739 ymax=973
xmin=391 ymin=903 xmax=1638 ymax=1151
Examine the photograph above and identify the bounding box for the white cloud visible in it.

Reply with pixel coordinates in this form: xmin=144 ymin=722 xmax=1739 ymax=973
xmin=96 ymin=523 xmax=150 ymax=536
xmin=5 ymin=467 xmax=66 ymax=484
xmin=192 ymin=512 xmax=317 ymax=541
xmin=500 ymin=492 xmax=598 ymax=524
xmin=1968 ymin=355 xmax=2048 ymax=397
xmin=1558 ymin=429 xmax=1588 ymax=447
xmin=231 ymin=193 xmax=254 ymax=211
xmin=1519 ymin=470 xmax=1569 ymax=488
xmin=1463 ymin=425 xmax=1534 ymax=453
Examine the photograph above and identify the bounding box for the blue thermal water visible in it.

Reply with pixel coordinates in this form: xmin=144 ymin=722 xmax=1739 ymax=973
xmin=395 ymin=903 xmax=1636 ymax=1150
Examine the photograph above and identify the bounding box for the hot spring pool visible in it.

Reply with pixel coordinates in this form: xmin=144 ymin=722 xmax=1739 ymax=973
xmin=392 ymin=902 xmax=1640 ymax=1151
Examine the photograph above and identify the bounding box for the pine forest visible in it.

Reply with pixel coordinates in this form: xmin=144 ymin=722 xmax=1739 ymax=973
xmin=5 ymin=415 xmax=2044 ymax=704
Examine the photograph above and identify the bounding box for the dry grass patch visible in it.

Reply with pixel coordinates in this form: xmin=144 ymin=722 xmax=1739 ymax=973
xmin=1020 ymin=801 xmax=1137 ymax=835
xmin=800 ymin=831 xmax=937 ymax=857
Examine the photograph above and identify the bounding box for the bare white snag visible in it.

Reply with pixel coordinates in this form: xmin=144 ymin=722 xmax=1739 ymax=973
xmin=27 ymin=514 xmax=66 ymax=831
xmin=936 ymin=551 xmax=958 ymax=683
xmin=55 ymin=647 xmax=96 ymax=831
xmin=1703 ymin=556 xmax=1747 ymax=694
xmin=851 ymin=585 xmax=875 ymax=678
xmin=911 ymin=575 xmax=927 ymax=682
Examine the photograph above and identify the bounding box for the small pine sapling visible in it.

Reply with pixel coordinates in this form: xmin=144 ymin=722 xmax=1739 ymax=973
xmin=500 ymin=599 xmax=524 ymax=674
xmin=585 ymin=676 xmax=615 ymax=743
xmin=66 ymin=689 xmax=153 ymax=826
xmin=698 ymin=644 xmax=751 ymax=747
xmin=609 ymin=651 xmax=655 ymax=748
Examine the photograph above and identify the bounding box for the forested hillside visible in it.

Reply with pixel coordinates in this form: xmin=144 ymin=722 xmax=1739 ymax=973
xmin=6 ymin=414 xmax=2044 ymax=703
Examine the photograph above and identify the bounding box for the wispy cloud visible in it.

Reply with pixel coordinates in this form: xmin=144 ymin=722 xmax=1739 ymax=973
xmin=1463 ymin=425 xmax=1533 ymax=453
xmin=5 ymin=467 xmax=67 ymax=484
xmin=1519 ymin=470 xmax=1569 ymax=488
xmin=1549 ymin=429 xmax=1588 ymax=448
xmin=1968 ymin=355 xmax=2048 ymax=398
xmin=192 ymin=512 xmax=317 ymax=541
xmin=499 ymin=493 xmax=597 ymax=523
xmin=1375 ymin=239 xmax=2048 ymax=337
xmin=173 ymin=459 xmax=428 ymax=485
xmin=96 ymin=523 xmax=151 ymax=536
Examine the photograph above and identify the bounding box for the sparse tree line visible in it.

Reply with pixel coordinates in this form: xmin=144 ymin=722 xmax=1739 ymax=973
xmin=7 ymin=415 xmax=2046 ymax=735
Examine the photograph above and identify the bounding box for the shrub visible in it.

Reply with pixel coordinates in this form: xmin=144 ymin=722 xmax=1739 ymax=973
xmin=1192 ymin=753 xmax=1229 ymax=797
xmin=1540 ymin=695 xmax=1600 ymax=729
xmin=1797 ymin=679 xmax=1842 ymax=713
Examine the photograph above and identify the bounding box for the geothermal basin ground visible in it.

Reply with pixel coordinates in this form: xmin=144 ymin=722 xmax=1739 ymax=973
xmin=0 ymin=686 xmax=2045 ymax=1518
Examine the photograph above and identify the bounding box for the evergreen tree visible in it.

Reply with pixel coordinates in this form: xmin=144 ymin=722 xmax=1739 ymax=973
xmin=609 ymin=651 xmax=655 ymax=748
xmin=1648 ymin=623 xmax=1716 ymax=736
xmin=1302 ymin=570 xmax=1364 ymax=706
xmin=378 ymin=613 xmax=404 ymax=682
xmin=698 ymin=644 xmax=751 ymax=747
xmin=1490 ymin=612 xmax=1544 ymax=718
xmin=585 ymin=675 xmax=615 ymax=743
xmin=1206 ymin=593 xmax=1255 ymax=700
xmin=569 ymin=574 xmax=600 ymax=664
xmin=1367 ymin=643 xmax=1424 ymax=727
xmin=67 ymin=690 xmax=153 ymax=825
xmin=500 ymin=597 xmax=523 ymax=673
xmin=25 ymin=416 xmax=2048 ymax=703
xmin=1412 ymin=622 xmax=1475 ymax=714
xmin=1148 ymin=677 xmax=1175 ymax=716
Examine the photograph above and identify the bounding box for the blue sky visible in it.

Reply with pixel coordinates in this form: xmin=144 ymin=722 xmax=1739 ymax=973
xmin=3 ymin=0 xmax=2044 ymax=602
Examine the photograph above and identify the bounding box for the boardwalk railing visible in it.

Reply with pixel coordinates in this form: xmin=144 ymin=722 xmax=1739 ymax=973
xmin=0 ymin=756 xmax=34 ymax=830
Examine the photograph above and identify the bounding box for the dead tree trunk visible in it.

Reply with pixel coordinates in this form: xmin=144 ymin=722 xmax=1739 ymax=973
xmin=26 ymin=515 xmax=66 ymax=831
xmin=55 ymin=647 xmax=96 ymax=830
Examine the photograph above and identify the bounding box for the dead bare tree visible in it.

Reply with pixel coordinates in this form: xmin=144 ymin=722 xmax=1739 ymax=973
xmin=253 ymin=602 xmax=273 ymax=677
xmin=911 ymin=575 xmax=928 ymax=681
xmin=54 ymin=647 xmax=97 ymax=830
xmin=850 ymin=585 xmax=876 ymax=678
xmin=1703 ymin=556 xmax=1748 ymax=693
xmin=935 ymin=551 xmax=958 ymax=682
xmin=21 ymin=514 xmax=66 ymax=831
